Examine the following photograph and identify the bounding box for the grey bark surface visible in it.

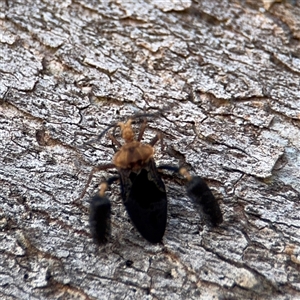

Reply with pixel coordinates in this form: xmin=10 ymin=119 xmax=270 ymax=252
xmin=1 ymin=0 xmax=300 ymax=299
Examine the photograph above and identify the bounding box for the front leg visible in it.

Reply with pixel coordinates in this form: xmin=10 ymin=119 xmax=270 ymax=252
xmin=75 ymin=163 xmax=115 ymax=203
xmin=107 ymin=133 xmax=121 ymax=152
xmin=149 ymin=132 xmax=164 ymax=151
xmin=137 ymin=119 xmax=148 ymax=141
xmin=137 ymin=119 xmax=164 ymax=151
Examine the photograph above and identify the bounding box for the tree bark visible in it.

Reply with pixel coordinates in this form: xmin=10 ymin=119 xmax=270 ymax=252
xmin=1 ymin=0 xmax=300 ymax=299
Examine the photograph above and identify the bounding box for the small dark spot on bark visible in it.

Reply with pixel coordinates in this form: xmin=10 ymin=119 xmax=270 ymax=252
xmin=72 ymin=174 xmax=79 ymax=180
xmin=46 ymin=270 xmax=51 ymax=281
xmin=36 ymin=129 xmax=48 ymax=146
xmin=125 ymin=260 xmax=133 ymax=267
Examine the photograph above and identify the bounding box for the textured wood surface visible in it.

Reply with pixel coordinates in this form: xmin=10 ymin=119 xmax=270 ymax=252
xmin=1 ymin=1 xmax=300 ymax=299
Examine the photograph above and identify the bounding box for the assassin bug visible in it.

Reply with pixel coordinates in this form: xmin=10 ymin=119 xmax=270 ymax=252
xmin=86 ymin=115 xmax=223 ymax=244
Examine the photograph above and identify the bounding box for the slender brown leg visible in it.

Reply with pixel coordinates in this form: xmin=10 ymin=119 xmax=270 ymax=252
xmin=107 ymin=133 xmax=121 ymax=148
xmin=137 ymin=119 xmax=148 ymax=141
xmin=75 ymin=163 xmax=115 ymax=202
xmin=150 ymin=132 xmax=164 ymax=151
xmin=138 ymin=119 xmax=163 ymax=149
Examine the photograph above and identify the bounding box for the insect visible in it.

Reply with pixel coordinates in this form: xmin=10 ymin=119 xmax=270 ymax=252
xmin=87 ymin=115 xmax=223 ymax=244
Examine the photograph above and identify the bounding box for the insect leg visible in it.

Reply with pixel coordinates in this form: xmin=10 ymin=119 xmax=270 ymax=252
xmin=135 ymin=117 xmax=164 ymax=149
xmin=179 ymin=168 xmax=223 ymax=226
xmin=89 ymin=182 xmax=111 ymax=244
xmin=89 ymin=176 xmax=119 ymax=244
xmin=149 ymin=132 xmax=164 ymax=151
xmin=157 ymin=165 xmax=179 ymax=173
xmin=107 ymin=133 xmax=121 ymax=151
xmin=75 ymin=164 xmax=115 ymax=202
xmin=137 ymin=119 xmax=147 ymax=141
xmin=157 ymin=165 xmax=223 ymax=226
